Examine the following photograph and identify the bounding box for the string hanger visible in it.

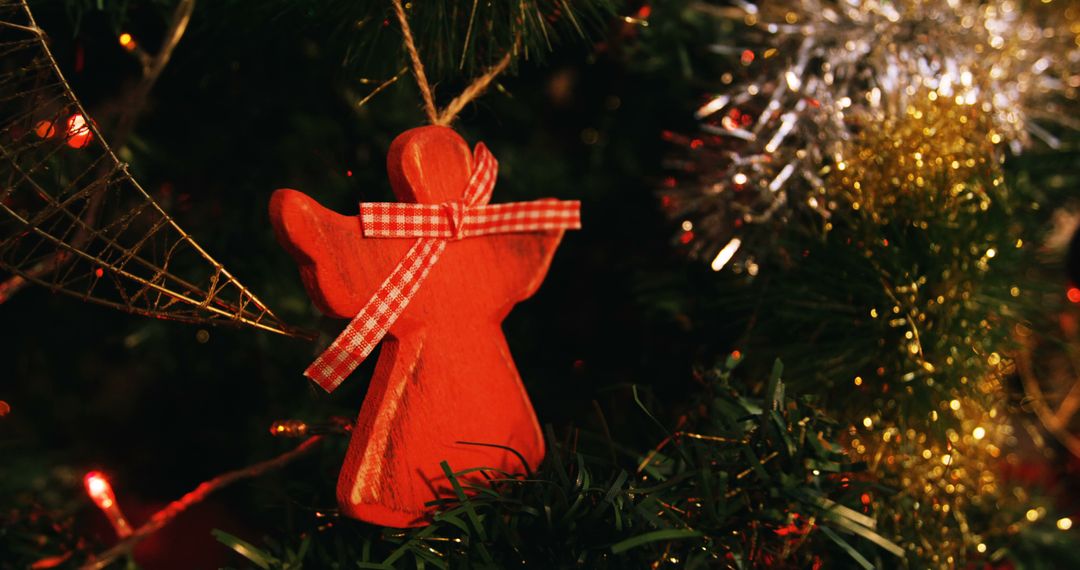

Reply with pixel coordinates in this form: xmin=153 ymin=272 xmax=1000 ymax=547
xmin=390 ymin=0 xmax=517 ymax=126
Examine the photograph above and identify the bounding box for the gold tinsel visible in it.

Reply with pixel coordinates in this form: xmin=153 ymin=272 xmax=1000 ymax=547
xmin=833 ymin=94 xmax=1003 ymax=225
xmin=849 ymin=379 xmax=1063 ymax=568
xmin=832 ymin=93 xmax=1064 ymax=569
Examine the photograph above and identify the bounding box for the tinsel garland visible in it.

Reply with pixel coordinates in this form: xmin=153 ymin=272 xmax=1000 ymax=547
xmin=664 ymin=0 xmax=1078 ymax=269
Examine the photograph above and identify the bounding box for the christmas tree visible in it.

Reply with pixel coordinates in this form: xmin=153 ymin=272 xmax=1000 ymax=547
xmin=1 ymin=0 xmax=1078 ymax=568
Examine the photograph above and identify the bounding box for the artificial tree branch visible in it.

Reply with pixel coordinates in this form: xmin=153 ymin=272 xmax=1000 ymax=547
xmin=78 ymin=435 xmax=324 ymax=570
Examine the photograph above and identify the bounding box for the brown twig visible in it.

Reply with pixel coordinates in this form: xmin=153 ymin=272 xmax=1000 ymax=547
xmin=0 ymin=0 xmax=196 ymax=304
xmin=79 ymin=435 xmax=324 ymax=570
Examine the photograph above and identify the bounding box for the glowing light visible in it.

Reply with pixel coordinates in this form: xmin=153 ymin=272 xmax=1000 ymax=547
xmin=733 ymin=173 xmax=749 ymax=185
xmin=976 ymin=543 xmax=987 ymax=553
xmin=1058 ymin=517 xmax=1073 ymax=530
xmin=710 ymin=238 xmax=742 ymax=271
xmin=695 ymin=95 xmax=730 ymax=119
xmin=84 ymin=471 xmax=114 ymax=508
xmin=854 ymin=376 xmax=863 ymax=386
xmin=862 ymin=416 xmax=873 ymax=428
xmin=1026 ymin=509 xmax=1040 ymax=522
xmin=269 ymin=419 xmax=309 ymax=437
xmin=34 ymin=120 xmax=56 ymax=139
xmin=949 ymin=399 xmax=961 ymax=411
xmin=84 ymin=471 xmax=132 ymax=537
xmin=118 ymin=33 xmax=136 ymax=51
xmin=65 ymin=114 xmax=93 ymax=149
xmin=784 ymin=70 xmax=802 ymax=91
xmin=1068 ymin=287 xmax=1080 ymax=303
xmin=768 ymin=163 xmax=796 ymax=192
xmin=972 ymin=427 xmax=986 ymax=440
xmin=764 ymin=112 xmax=798 ymax=153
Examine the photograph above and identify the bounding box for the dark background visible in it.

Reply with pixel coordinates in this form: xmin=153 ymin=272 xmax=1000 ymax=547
xmin=0 ymin=3 xmax=732 ymax=565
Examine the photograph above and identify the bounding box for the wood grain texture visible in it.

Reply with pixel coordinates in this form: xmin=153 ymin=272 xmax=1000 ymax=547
xmin=269 ymin=126 xmax=566 ymax=527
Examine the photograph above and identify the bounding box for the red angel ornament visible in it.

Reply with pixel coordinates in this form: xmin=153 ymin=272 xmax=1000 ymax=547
xmin=269 ymin=126 xmax=580 ymax=527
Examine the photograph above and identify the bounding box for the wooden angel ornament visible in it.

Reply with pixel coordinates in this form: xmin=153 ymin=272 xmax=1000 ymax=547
xmin=269 ymin=126 xmax=580 ymax=527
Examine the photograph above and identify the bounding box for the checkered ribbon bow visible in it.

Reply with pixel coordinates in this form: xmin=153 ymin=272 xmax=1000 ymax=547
xmin=305 ymin=143 xmax=581 ymax=392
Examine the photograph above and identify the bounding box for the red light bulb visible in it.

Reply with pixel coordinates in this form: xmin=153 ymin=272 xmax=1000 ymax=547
xmin=83 ymin=471 xmax=132 ymax=537
xmin=65 ymin=114 xmax=93 ymax=149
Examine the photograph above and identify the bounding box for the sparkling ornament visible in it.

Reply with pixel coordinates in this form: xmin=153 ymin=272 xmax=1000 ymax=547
xmin=665 ymin=0 xmax=1079 ymax=267
xmin=850 ymin=386 xmax=1062 ymax=569
xmin=832 ymin=95 xmax=999 ymax=225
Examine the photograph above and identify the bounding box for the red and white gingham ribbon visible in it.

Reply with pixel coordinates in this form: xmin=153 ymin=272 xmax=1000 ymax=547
xmin=305 ymin=143 xmax=581 ymax=392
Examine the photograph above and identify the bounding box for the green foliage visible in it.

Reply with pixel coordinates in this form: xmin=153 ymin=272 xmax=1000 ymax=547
xmin=4 ymin=1 xmax=1078 ymax=568
xmin=216 ymin=360 xmax=903 ymax=569
xmin=0 ymin=467 xmax=102 ymax=569
xmin=53 ymin=0 xmax=618 ymax=80
xmin=705 ymin=149 xmax=1078 ymax=429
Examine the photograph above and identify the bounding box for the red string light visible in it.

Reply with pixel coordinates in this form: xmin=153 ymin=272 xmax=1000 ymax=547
xmin=83 ymin=471 xmax=133 ymax=538
xmin=34 ymin=120 xmax=57 ymax=139
xmin=64 ymin=114 xmax=93 ymax=149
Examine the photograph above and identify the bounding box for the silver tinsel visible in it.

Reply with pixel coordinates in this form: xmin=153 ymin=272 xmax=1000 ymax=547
xmin=664 ymin=0 xmax=1079 ymax=272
